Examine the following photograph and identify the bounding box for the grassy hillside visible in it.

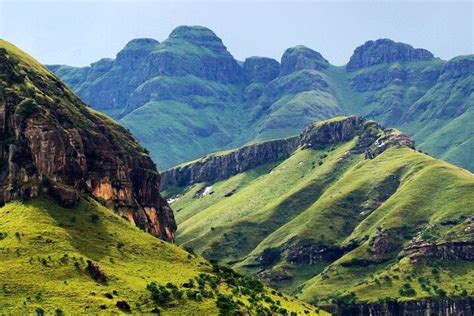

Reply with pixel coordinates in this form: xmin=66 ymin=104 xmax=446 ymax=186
xmin=163 ymin=119 xmax=474 ymax=306
xmin=49 ymin=30 xmax=473 ymax=172
xmin=0 ymin=198 xmax=322 ymax=315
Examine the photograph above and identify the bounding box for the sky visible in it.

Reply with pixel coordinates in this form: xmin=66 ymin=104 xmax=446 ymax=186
xmin=0 ymin=0 xmax=473 ymax=67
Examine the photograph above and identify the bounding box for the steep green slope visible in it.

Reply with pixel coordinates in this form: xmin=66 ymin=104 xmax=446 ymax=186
xmin=0 ymin=198 xmax=321 ymax=315
xmin=163 ymin=117 xmax=474 ymax=306
xmin=400 ymin=55 xmax=474 ymax=171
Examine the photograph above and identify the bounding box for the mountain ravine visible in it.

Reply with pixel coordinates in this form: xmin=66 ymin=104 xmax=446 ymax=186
xmin=49 ymin=26 xmax=473 ymax=172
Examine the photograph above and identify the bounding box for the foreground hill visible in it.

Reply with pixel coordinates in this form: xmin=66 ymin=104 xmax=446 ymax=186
xmin=0 ymin=198 xmax=321 ymax=314
xmin=162 ymin=116 xmax=474 ymax=312
xmin=49 ymin=26 xmax=473 ymax=171
xmin=0 ymin=40 xmax=318 ymax=314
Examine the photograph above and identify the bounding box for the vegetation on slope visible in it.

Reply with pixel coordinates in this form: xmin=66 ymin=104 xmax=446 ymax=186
xmin=0 ymin=198 xmax=322 ymax=315
xmin=163 ymin=118 xmax=474 ymax=307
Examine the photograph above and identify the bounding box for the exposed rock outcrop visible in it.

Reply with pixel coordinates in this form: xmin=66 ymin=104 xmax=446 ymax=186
xmin=287 ymin=242 xmax=344 ymax=265
xmin=160 ymin=136 xmax=299 ymax=189
xmin=0 ymin=40 xmax=176 ymax=242
xmin=299 ymin=116 xmax=366 ymax=149
xmin=347 ymin=39 xmax=434 ymax=71
xmin=332 ymin=297 xmax=474 ymax=316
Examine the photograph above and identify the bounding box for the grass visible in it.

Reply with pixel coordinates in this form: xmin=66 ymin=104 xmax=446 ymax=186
xmin=167 ymin=119 xmax=474 ymax=304
xmin=48 ymin=31 xmax=473 ymax=172
xmin=0 ymin=198 xmax=323 ymax=315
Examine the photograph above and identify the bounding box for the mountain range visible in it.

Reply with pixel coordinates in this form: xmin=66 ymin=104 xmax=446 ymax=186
xmin=48 ymin=25 xmax=473 ymax=172
xmin=1 ymin=24 xmax=472 ymax=316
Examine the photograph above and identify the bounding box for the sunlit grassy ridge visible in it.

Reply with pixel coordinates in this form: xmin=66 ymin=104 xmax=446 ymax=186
xmin=0 ymin=198 xmax=322 ymax=315
xmin=165 ymin=131 xmax=474 ymax=305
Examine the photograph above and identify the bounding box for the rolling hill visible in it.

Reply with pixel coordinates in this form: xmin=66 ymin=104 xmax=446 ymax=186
xmin=48 ymin=26 xmax=473 ymax=172
xmin=162 ymin=116 xmax=474 ymax=312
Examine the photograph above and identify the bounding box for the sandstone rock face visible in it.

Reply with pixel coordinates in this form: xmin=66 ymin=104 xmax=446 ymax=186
xmin=0 ymin=41 xmax=176 ymax=242
xmin=280 ymin=45 xmax=329 ymax=75
xmin=334 ymin=297 xmax=474 ymax=316
xmin=404 ymin=240 xmax=474 ymax=262
xmin=160 ymin=136 xmax=300 ymax=189
xmin=347 ymin=39 xmax=434 ymax=71
xmin=161 ymin=116 xmax=414 ymax=189
xmin=286 ymin=242 xmax=343 ymax=265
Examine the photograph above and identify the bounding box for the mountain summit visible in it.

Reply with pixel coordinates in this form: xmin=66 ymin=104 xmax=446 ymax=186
xmin=0 ymin=40 xmax=176 ymax=241
xmin=347 ymin=38 xmax=435 ymax=71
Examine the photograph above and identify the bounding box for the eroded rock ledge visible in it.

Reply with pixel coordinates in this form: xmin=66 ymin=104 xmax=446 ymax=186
xmin=161 ymin=137 xmax=299 ymax=189
xmin=161 ymin=116 xmax=414 ymax=190
xmin=404 ymin=240 xmax=474 ymax=263
xmin=330 ymin=297 xmax=474 ymax=316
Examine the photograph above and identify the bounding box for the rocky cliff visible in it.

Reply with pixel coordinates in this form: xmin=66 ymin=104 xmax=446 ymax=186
xmin=346 ymin=39 xmax=434 ymax=71
xmin=161 ymin=116 xmax=414 ymax=189
xmin=0 ymin=40 xmax=176 ymax=242
xmin=160 ymin=136 xmax=300 ymax=189
xmin=333 ymin=297 xmax=474 ymax=316
xmin=404 ymin=240 xmax=474 ymax=262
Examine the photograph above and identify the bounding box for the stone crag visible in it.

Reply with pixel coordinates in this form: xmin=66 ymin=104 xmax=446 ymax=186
xmin=161 ymin=116 xmax=414 ymax=190
xmin=0 ymin=40 xmax=176 ymax=242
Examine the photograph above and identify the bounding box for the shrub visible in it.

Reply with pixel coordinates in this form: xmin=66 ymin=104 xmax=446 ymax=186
xmin=17 ymin=99 xmax=39 ymax=117
xmin=260 ymin=248 xmax=281 ymax=268
xmin=216 ymin=294 xmax=238 ymax=315
xmin=90 ymin=214 xmax=100 ymax=224
xmin=399 ymin=283 xmax=416 ymax=297
xmin=35 ymin=308 xmax=45 ymax=316
xmin=147 ymin=282 xmax=172 ymax=306
xmin=116 ymin=300 xmax=131 ymax=312
xmin=435 ymin=288 xmax=447 ymax=297
xmin=184 ymin=246 xmax=195 ymax=255
xmin=39 ymin=177 xmax=53 ymax=189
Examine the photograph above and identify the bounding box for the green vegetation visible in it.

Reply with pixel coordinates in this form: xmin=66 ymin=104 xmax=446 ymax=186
xmin=0 ymin=198 xmax=322 ymax=314
xmin=165 ymin=121 xmax=474 ymax=306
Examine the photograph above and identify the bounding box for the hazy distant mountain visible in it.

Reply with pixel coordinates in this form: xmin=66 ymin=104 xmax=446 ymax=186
xmin=48 ymin=26 xmax=473 ymax=171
